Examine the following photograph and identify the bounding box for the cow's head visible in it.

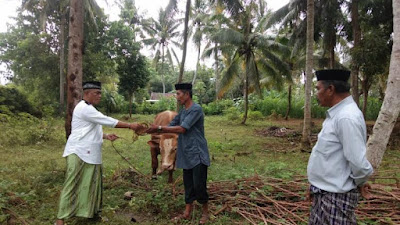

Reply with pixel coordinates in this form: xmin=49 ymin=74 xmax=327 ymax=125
xmin=157 ymin=133 xmax=178 ymax=174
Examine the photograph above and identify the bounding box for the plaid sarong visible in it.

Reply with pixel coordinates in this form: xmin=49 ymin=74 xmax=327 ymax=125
xmin=57 ymin=154 xmax=103 ymax=219
xmin=309 ymin=186 xmax=359 ymax=225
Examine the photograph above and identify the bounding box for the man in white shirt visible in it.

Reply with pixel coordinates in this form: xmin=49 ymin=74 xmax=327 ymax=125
xmin=307 ymin=70 xmax=373 ymax=225
xmin=55 ymin=81 xmax=144 ymax=225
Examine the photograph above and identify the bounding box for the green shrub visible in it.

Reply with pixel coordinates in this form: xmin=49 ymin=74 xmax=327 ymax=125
xmin=203 ymin=99 xmax=235 ymax=115
xmin=0 ymin=86 xmax=40 ymax=117
xmin=0 ymin=113 xmax=63 ymax=146
xmin=247 ymin=110 xmax=264 ymax=121
xmin=223 ymin=107 xmax=241 ymax=121
xmin=362 ymin=97 xmax=383 ymax=120
xmin=135 ymin=97 xmax=176 ymax=114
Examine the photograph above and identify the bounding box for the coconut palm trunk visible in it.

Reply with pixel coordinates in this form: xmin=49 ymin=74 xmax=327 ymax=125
xmin=161 ymin=45 xmax=166 ymax=94
xmin=65 ymin=0 xmax=84 ymax=138
xmin=351 ymin=0 xmax=361 ymax=106
xmin=178 ymin=0 xmax=191 ymax=83
xmin=59 ymin=11 xmax=66 ymax=114
xmin=366 ymin=0 xmax=400 ymax=169
xmin=285 ymin=84 xmax=292 ymax=120
xmin=301 ymin=0 xmax=314 ymax=150
xmin=214 ymin=43 xmax=219 ymax=100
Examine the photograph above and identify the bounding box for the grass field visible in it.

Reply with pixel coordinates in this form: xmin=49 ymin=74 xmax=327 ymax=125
xmin=0 ymin=114 xmax=399 ymax=224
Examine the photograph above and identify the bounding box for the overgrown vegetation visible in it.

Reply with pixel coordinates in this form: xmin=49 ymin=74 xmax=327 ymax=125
xmin=0 ymin=113 xmax=398 ymax=224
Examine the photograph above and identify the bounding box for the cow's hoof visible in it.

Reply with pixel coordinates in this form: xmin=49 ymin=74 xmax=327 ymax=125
xmin=151 ymin=175 xmax=157 ymax=180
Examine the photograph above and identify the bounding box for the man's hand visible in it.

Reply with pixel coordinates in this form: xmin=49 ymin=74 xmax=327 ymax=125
xmin=359 ymin=183 xmax=372 ymax=199
xmin=105 ymin=133 xmax=119 ymax=141
xmin=129 ymin=123 xmax=144 ymax=131
xmin=146 ymin=124 xmax=159 ymax=134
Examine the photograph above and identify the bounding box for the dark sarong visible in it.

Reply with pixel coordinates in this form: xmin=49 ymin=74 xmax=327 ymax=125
xmin=309 ymin=187 xmax=359 ymax=225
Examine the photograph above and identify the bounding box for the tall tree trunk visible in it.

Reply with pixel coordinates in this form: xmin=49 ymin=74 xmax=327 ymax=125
xmin=59 ymin=11 xmax=66 ymax=114
xmin=285 ymin=84 xmax=292 ymax=120
xmin=351 ymin=0 xmax=361 ymax=106
xmin=301 ymin=0 xmax=314 ymax=150
xmin=366 ymin=0 xmax=400 ymax=169
xmin=329 ymin=42 xmax=335 ymax=69
xmin=241 ymin=76 xmax=248 ymax=124
xmin=192 ymin=42 xmax=201 ymax=84
xmin=361 ymin=75 xmax=369 ymax=117
xmin=214 ymin=43 xmax=219 ymax=100
xmin=129 ymin=93 xmax=133 ymax=118
xmin=161 ymin=45 xmax=166 ymax=94
xmin=65 ymin=0 xmax=84 ymax=139
xmin=178 ymin=0 xmax=191 ymax=83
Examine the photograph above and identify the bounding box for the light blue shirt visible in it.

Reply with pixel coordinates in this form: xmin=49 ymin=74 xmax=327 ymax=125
xmin=170 ymin=103 xmax=210 ymax=170
xmin=307 ymin=96 xmax=373 ymax=193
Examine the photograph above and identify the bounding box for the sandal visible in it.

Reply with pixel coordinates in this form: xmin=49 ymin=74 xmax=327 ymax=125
xmin=199 ymin=213 xmax=209 ymax=224
xmin=171 ymin=213 xmax=190 ymax=222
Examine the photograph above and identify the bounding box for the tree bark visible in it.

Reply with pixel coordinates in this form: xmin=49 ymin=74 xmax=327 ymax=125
xmin=351 ymin=0 xmax=361 ymax=106
xmin=241 ymin=76 xmax=248 ymax=125
xmin=129 ymin=93 xmax=133 ymax=118
xmin=65 ymin=0 xmax=84 ymax=139
xmin=214 ymin=43 xmax=219 ymax=100
xmin=192 ymin=41 xmax=201 ymax=84
xmin=285 ymin=84 xmax=292 ymax=120
xmin=161 ymin=45 xmax=166 ymax=94
xmin=178 ymin=0 xmax=191 ymax=83
xmin=361 ymin=75 xmax=370 ymax=118
xmin=301 ymin=0 xmax=314 ymax=150
xmin=366 ymin=0 xmax=400 ymax=169
xmin=59 ymin=11 xmax=66 ymax=114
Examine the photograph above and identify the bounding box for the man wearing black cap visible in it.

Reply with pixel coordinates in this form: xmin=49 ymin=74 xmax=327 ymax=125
xmin=146 ymin=83 xmax=210 ymax=224
xmin=307 ymin=70 xmax=373 ymax=225
xmin=55 ymin=81 xmax=145 ymax=225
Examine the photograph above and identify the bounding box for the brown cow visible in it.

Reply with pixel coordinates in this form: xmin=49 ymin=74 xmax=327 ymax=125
xmin=147 ymin=110 xmax=178 ymax=183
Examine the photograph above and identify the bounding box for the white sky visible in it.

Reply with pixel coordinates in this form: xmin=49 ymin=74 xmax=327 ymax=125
xmin=0 ymin=0 xmax=289 ymax=84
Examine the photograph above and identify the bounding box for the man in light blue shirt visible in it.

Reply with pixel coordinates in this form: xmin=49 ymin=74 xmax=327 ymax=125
xmin=307 ymin=70 xmax=373 ymax=225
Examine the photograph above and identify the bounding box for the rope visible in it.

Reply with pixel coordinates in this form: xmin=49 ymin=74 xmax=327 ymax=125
xmin=109 ymin=122 xmax=152 ymax=180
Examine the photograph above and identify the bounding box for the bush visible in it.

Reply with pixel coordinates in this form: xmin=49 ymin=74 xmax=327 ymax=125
xmin=0 ymin=86 xmax=40 ymax=117
xmin=0 ymin=113 xmax=63 ymax=146
xmin=223 ymin=107 xmax=241 ymax=121
xmin=203 ymin=99 xmax=235 ymax=115
xmin=136 ymin=97 xmax=176 ymax=114
xmin=247 ymin=110 xmax=264 ymax=121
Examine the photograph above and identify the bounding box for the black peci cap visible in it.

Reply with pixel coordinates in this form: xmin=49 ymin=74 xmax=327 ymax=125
xmin=175 ymin=83 xmax=192 ymax=90
xmin=83 ymin=81 xmax=102 ymax=90
xmin=316 ymin=70 xmax=350 ymax=82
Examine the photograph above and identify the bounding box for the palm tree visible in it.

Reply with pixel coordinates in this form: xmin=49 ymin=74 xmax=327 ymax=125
xmin=212 ymin=1 xmax=290 ymax=124
xmin=366 ymin=0 xmax=400 ymax=169
xmin=190 ymin=0 xmax=209 ymax=84
xmin=22 ymin=0 xmax=103 ymax=114
xmin=301 ymin=0 xmax=314 ymax=150
xmin=65 ymin=0 xmax=84 ymax=138
xmin=350 ymin=0 xmax=361 ymax=106
xmin=142 ymin=8 xmax=181 ymax=93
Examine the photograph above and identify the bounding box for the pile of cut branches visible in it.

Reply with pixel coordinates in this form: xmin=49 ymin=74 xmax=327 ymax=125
xmin=191 ymin=175 xmax=400 ymax=225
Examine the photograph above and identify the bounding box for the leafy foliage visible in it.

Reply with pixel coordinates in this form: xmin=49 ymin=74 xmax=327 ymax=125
xmin=0 ymin=86 xmax=39 ymax=117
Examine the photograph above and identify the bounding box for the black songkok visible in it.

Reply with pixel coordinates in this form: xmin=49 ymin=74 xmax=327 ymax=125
xmin=175 ymin=83 xmax=192 ymax=90
xmin=316 ymin=70 xmax=350 ymax=82
xmin=82 ymin=81 xmax=101 ymax=90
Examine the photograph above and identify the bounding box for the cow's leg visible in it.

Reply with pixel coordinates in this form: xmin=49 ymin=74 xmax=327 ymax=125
xmin=150 ymin=147 xmax=159 ymax=179
xmin=168 ymin=170 xmax=173 ymax=183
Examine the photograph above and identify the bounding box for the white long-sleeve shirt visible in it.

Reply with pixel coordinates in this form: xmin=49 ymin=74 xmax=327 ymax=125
xmin=307 ymin=96 xmax=373 ymax=193
xmin=63 ymin=100 xmax=118 ymax=164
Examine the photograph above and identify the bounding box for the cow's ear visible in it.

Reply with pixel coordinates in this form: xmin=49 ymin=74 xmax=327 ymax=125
xmin=147 ymin=141 xmax=158 ymax=148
